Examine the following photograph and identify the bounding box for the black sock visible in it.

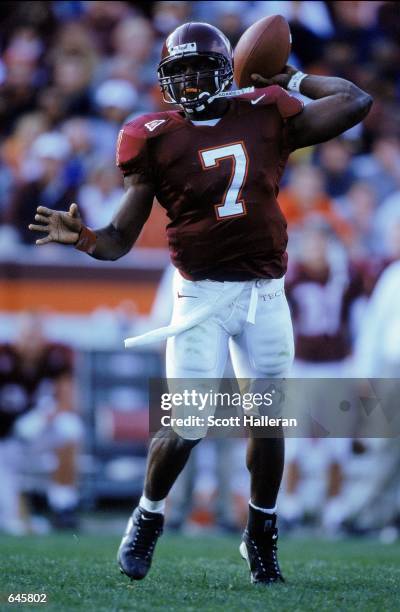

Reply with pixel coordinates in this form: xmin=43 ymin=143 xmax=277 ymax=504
xmin=247 ymin=504 xmax=277 ymax=535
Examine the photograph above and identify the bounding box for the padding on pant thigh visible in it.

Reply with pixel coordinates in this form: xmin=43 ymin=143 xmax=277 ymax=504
xmin=168 ymin=321 xmax=223 ymax=375
xmin=248 ymin=329 xmax=295 ymax=377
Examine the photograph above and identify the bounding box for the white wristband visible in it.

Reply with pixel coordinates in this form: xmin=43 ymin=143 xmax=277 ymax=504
xmin=287 ymin=71 xmax=308 ymax=93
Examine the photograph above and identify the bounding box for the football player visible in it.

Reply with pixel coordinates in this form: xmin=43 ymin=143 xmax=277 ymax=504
xmin=29 ymin=23 xmax=372 ymax=584
xmin=0 ymin=312 xmax=82 ymax=533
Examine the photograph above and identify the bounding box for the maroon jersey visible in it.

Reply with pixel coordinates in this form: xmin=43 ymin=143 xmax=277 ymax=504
xmin=0 ymin=343 xmax=73 ymax=438
xmin=117 ymin=85 xmax=303 ymax=281
xmin=355 ymin=256 xmax=395 ymax=296
xmin=286 ymin=264 xmax=364 ymax=362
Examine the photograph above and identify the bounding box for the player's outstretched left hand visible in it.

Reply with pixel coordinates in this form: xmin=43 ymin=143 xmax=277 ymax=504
xmin=28 ymin=203 xmax=82 ymax=246
xmin=251 ymin=65 xmax=298 ymax=89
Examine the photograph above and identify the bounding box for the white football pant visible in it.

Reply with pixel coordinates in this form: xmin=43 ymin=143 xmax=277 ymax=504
xmin=166 ymin=271 xmax=294 ymax=439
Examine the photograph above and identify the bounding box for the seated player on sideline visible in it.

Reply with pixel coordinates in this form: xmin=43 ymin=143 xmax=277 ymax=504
xmin=0 ymin=312 xmax=82 ymax=533
xmin=29 ymin=22 xmax=372 ymax=585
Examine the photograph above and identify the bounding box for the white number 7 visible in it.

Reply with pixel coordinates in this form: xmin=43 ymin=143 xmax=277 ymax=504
xmin=199 ymin=142 xmax=249 ymax=220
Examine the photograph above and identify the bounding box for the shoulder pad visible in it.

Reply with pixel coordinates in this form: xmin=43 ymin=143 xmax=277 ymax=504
xmin=122 ymin=111 xmax=179 ymax=139
xmin=116 ymin=112 xmax=179 ymax=169
xmin=239 ymin=85 xmax=303 ymax=118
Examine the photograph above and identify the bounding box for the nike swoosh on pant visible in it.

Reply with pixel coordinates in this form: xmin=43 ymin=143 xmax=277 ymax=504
xmin=177 ymin=293 xmax=199 ymax=299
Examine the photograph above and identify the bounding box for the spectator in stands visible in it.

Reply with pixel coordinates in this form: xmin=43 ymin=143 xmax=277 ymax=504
xmin=152 ymin=1 xmax=192 ymax=38
xmin=78 ymin=160 xmax=124 ymax=228
xmin=0 ymin=312 xmax=82 ymax=534
xmin=1 ymin=111 xmax=48 ymax=181
xmin=107 ymin=16 xmax=156 ymax=92
xmin=0 ymin=161 xmax=14 ymax=220
xmin=7 ymin=132 xmax=77 ymax=243
xmin=61 ymin=117 xmax=97 ymax=187
xmin=94 ymin=78 xmax=138 ymax=124
xmin=82 ymin=1 xmax=135 ymax=56
xmin=0 ymin=27 xmax=43 ymax=137
xmin=335 ymin=181 xmax=379 ymax=260
xmin=352 ymin=136 xmax=400 ymax=202
xmin=49 ymin=21 xmax=98 ymax=117
xmin=37 ymin=86 xmax=69 ymax=130
xmin=375 ymin=189 xmax=400 ymax=251
xmin=91 ymin=79 xmax=139 ymax=159
xmin=278 ymin=164 xmax=353 ymax=254
xmin=209 ymin=2 xmax=247 ymax=47
xmin=316 ymin=138 xmax=356 ymax=198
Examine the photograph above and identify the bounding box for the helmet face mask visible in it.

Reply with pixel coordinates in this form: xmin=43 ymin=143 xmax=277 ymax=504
xmin=158 ymin=23 xmax=234 ymax=113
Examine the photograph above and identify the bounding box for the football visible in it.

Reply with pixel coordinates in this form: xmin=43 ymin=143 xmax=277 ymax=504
xmin=234 ymin=15 xmax=292 ymax=88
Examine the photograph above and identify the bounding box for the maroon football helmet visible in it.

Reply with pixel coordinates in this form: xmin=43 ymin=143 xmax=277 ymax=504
xmin=158 ymin=22 xmax=234 ymax=112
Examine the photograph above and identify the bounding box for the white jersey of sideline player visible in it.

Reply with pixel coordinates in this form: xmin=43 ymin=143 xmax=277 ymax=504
xmin=355 ymin=260 xmax=400 ymax=377
xmin=349 ymin=261 xmax=400 ymax=532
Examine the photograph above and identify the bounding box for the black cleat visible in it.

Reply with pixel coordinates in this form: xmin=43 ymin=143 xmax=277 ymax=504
xmin=240 ymin=510 xmax=284 ymax=585
xmin=117 ymin=506 xmax=163 ymax=580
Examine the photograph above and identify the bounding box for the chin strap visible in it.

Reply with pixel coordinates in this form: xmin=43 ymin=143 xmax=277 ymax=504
xmin=210 ymin=85 xmax=303 ymax=118
xmin=180 ymin=90 xmax=211 ymax=113
xmin=180 ymin=72 xmax=233 ymax=113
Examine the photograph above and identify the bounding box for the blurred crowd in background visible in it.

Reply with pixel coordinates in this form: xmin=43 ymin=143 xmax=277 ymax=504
xmin=1 ymin=1 xmax=400 ymax=539
xmin=0 ymin=0 xmax=399 ymax=253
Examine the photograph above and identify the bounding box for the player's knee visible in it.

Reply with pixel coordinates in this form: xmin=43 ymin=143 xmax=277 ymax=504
xmin=171 ymin=422 xmax=208 ymax=441
xmin=177 ymin=434 xmax=202 ymax=449
xmin=251 ymin=336 xmax=294 ymax=377
xmin=151 ymin=427 xmax=202 ymax=448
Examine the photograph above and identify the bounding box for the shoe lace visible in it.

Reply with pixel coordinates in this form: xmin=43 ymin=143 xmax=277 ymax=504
xmin=129 ymin=515 xmax=162 ymax=560
xmin=249 ymin=529 xmax=282 ymax=579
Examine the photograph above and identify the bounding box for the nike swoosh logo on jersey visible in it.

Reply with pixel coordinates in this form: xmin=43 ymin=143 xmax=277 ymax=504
xmin=177 ymin=292 xmax=199 ymax=299
xmin=251 ymin=94 xmax=266 ymax=105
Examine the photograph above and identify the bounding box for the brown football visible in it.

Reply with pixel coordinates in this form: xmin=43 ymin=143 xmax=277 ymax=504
xmin=234 ymin=15 xmax=291 ymax=88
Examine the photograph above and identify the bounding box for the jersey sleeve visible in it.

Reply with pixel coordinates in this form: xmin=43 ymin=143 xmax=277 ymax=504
xmin=271 ymin=85 xmax=304 ymax=119
xmin=241 ymin=85 xmax=303 ymax=152
xmin=242 ymin=85 xmax=303 ymax=118
xmin=269 ymin=86 xmax=304 ymax=152
xmin=116 ymin=121 xmax=153 ymax=182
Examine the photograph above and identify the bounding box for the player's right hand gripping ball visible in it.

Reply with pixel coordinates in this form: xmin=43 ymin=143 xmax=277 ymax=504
xmin=234 ymin=15 xmax=291 ymax=87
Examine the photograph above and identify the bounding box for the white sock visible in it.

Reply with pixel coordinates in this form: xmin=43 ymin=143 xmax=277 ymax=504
xmin=139 ymin=495 xmax=166 ymax=514
xmin=48 ymin=484 xmax=78 ymax=511
xmin=249 ymin=500 xmax=277 ymax=514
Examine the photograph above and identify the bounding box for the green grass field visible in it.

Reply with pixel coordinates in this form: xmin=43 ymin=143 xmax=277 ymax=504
xmin=0 ymin=533 xmax=399 ymax=611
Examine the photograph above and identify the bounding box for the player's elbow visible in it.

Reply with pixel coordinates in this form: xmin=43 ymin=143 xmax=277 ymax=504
xmin=108 ymin=251 xmax=125 ymax=261
xmin=108 ymin=225 xmax=134 ymax=260
xmin=347 ymin=84 xmax=373 ymax=123
xmin=355 ymin=90 xmax=373 ymax=119
xmin=108 ymin=244 xmax=131 ymax=261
